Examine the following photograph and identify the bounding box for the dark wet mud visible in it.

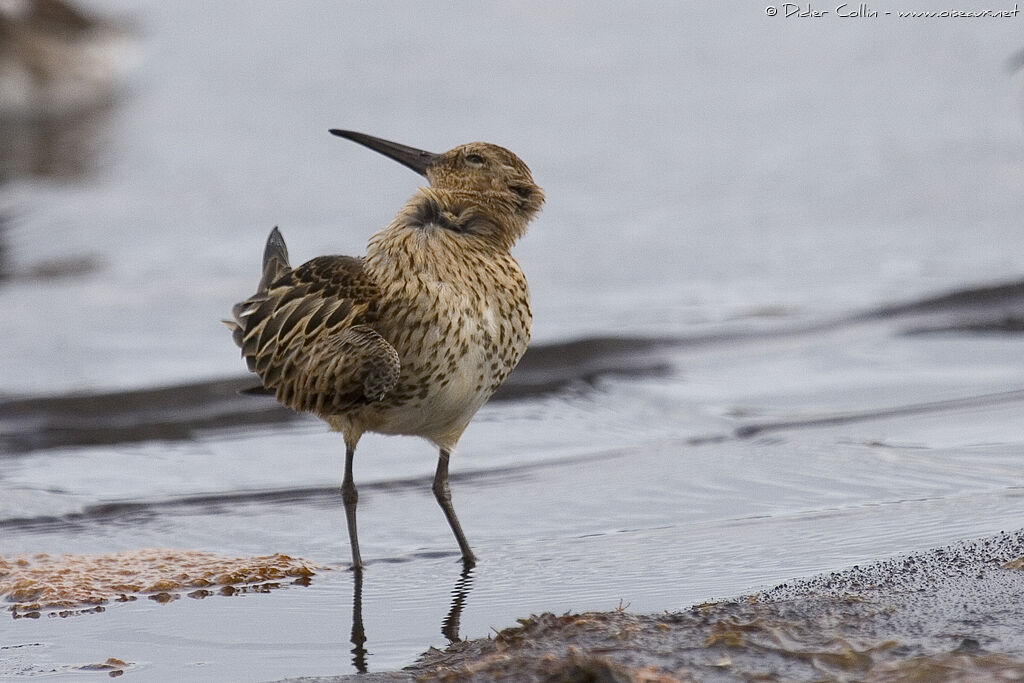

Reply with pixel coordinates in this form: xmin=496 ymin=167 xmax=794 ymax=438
xmin=290 ymin=529 xmax=1024 ymax=683
xmin=862 ymin=279 xmax=1024 ymax=336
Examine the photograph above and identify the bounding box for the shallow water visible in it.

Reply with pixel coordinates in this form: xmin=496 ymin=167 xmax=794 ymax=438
xmin=2 ymin=1 xmax=1024 ymax=680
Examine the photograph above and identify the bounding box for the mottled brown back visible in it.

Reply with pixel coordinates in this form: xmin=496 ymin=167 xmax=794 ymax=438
xmin=226 ymin=229 xmax=400 ymax=417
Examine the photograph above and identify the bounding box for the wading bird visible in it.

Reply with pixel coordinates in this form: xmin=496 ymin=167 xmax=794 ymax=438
xmin=225 ymin=130 xmax=544 ymax=569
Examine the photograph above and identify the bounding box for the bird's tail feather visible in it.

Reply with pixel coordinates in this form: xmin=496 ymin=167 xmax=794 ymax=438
xmin=225 ymin=227 xmax=291 ymax=353
xmin=258 ymin=226 xmax=290 ymax=292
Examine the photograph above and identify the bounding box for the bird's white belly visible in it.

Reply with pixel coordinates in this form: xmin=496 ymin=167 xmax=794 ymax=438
xmin=373 ymin=368 xmax=492 ymax=448
xmin=372 ymin=298 xmax=504 ymax=447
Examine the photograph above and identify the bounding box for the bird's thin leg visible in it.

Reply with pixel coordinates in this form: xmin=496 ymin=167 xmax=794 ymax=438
xmin=342 ymin=444 xmax=363 ymax=569
xmin=433 ymin=448 xmax=476 ymax=566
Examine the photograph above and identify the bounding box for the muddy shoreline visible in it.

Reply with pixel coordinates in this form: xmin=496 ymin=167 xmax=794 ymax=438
xmin=286 ymin=529 xmax=1024 ymax=682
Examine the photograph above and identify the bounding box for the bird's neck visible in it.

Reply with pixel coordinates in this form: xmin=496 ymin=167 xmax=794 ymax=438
xmin=361 ymin=189 xmax=531 ymax=300
xmin=402 ymin=188 xmax=527 ymax=249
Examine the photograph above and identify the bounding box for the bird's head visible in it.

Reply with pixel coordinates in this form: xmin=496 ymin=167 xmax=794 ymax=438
xmin=330 ymin=130 xmax=544 ymax=248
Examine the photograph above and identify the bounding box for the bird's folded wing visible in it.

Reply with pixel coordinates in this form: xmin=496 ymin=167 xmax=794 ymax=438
xmin=230 ymin=255 xmax=400 ymax=414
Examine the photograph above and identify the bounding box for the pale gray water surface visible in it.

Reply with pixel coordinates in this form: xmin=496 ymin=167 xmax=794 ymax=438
xmin=2 ymin=1 xmax=1024 ymax=680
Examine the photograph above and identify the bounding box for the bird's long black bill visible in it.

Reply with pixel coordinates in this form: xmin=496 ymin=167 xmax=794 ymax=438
xmin=329 ymin=129 xmax=439 ymax=177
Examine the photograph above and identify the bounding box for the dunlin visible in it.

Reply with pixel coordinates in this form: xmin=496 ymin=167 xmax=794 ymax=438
xmin=226 ymin=130 xmax=544 ymax=568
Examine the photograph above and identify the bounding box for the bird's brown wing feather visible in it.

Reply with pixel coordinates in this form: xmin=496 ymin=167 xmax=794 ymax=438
xmin=227 ymin=254 xmax=400 ymax=416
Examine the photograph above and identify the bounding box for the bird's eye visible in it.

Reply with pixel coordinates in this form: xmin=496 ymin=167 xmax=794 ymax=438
xmin=465 ymin=153 xmax=485 ymax=165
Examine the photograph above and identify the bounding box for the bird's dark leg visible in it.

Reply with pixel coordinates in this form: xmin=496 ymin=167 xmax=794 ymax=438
xmin=342 ymin=444 xmax=363 ymax=569
xmin=433 ymin=448 xmax=476 ymax=566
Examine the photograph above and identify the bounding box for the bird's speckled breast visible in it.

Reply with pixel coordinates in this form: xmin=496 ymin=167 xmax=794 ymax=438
xmin=360 ymin=227 xmax=531 ymax=446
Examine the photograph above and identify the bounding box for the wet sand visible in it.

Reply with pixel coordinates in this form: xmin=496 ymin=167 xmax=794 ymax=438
xmin=285 ymin=529 xmax=1024 ymax=682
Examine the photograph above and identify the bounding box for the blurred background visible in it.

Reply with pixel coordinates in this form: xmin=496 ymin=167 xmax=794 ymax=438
xmin=3 ymin=1 xmax=1024 ymax=679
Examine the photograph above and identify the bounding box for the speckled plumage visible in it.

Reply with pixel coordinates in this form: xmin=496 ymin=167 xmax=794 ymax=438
xmin=225 ymin=130 xmax=543 ymax=568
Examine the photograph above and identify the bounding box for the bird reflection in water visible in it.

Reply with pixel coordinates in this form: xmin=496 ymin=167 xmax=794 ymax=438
xmin=348 ymin=561 xmax=476 ymax=674
xmin=349 ymin=568 xmax=368 ymax=673
xmin=440 ymin=562 xmax=475 ymax=643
